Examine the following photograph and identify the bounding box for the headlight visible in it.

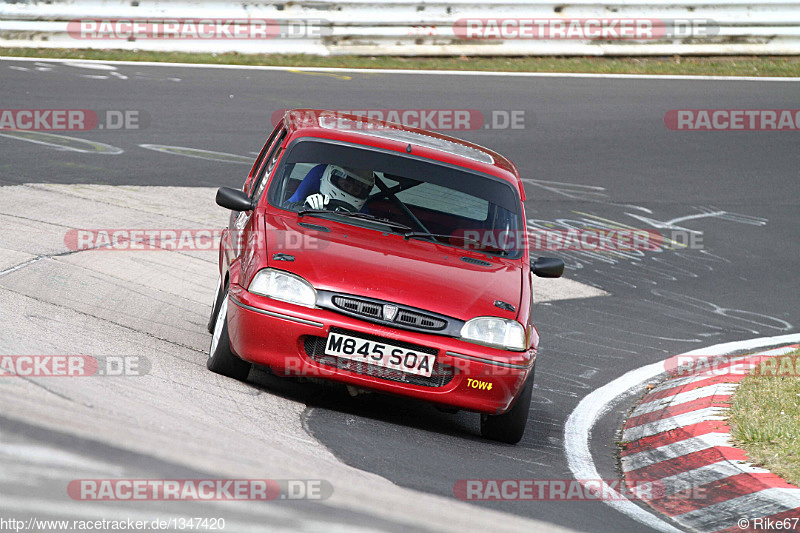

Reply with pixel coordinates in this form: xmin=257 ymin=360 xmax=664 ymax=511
xmin=248 ymin=269 xmax=316 ymax=307
xmin=460 ymin=317 xmax=527 ymax=351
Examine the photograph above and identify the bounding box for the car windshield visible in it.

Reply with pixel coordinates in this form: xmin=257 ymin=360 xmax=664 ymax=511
xmin=267 ymin=138 xmax=524 ymax=257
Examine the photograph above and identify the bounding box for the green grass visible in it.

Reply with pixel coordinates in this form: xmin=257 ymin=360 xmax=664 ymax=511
xmin=728 ymin=349 xmax=800 ymax=486
xmin=2 ymin=48 xmax=800 ymax=77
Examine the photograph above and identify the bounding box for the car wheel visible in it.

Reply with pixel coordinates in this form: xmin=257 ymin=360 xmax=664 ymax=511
xmin=207 ymin=274 xmax=224 ymax=334
xmin=207 ymin=288 xmax=251 ymax=381
xmin=480 ymin=369 xmax=534 ymax=444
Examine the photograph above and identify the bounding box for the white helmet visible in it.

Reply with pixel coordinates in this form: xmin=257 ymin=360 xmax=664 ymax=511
xmin=320 ymin=165 xmax=374 ymax=211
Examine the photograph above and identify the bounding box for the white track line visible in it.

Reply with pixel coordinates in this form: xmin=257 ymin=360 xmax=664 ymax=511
xmin=564 ymin=333 xmax=800 ymax=533
xmin=2 ymin=56 xmax=800 ymax=82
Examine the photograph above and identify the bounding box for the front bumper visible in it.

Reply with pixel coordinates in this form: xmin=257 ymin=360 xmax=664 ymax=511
xmin=226 ymin=285 xmax=535 ymax=415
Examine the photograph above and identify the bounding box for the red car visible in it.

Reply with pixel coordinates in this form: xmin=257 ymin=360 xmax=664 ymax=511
xmin=208 ymin=110 xmax=563 ymax=443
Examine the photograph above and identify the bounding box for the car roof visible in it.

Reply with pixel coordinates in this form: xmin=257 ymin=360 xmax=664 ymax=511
xmin=279 ymin=109 xmax=524 ymax=197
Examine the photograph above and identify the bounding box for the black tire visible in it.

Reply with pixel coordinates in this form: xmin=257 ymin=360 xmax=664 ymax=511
xmin=480 ymin=369 xmax=534 ymax=444
xmin=207 ymin=289 xmax=251 ymax=381
xmin=207 ymin=275 xmax=224 ymax=334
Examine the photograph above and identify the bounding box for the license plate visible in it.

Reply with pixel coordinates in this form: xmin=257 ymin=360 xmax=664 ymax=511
xmin=324 ymin=332 xmax=435 ymax=377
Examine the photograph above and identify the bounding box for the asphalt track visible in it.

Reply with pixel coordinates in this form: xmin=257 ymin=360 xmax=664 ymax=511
xmin=1 ymin=58 xmax=799 ymax=532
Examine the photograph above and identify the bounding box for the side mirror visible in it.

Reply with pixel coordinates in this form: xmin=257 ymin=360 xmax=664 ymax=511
xmin=216 ymin=187 xmax=253 ymax=212
xmin=532 ymin=257 xmax=564 ymax=278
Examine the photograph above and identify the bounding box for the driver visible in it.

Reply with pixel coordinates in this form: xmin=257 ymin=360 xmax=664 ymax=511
xmin=287 ymin=165 xmax=374 ymax=212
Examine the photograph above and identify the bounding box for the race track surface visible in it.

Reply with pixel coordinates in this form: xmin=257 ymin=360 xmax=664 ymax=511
xmin=1 ymin=58 xmax=798 ymax=532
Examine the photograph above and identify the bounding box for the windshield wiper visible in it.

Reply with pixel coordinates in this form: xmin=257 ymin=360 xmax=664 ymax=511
xmin=403 ymin=232 xmax=509 ymax=255
xmin=331 ymin=212 xmax=413 ymax=231
xmin=297 ymin=209 xmax=412 ymax=231
xmin=297 ymin=208 xmax=329 ymax=217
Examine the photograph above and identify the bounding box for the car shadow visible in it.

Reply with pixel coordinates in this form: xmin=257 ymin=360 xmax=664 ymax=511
xmin=244 ymin=364 xmax=557 ymax=450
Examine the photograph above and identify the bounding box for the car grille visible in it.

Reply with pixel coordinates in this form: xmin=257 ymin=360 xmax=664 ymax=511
xmin=331 ymin=295 xmax=447 ymax=331
xmin=303 ymin=328 xmax=455 ymax=388
xmin=332 ymin=296 xmax=382 ymax=319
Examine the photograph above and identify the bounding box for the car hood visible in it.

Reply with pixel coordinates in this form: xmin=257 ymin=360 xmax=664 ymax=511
xmin=265 ymin=213 xmax=522 ymax=321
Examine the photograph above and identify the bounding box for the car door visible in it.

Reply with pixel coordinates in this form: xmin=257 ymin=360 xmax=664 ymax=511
xmin=226 ymin=126 xmax=288 ymax=289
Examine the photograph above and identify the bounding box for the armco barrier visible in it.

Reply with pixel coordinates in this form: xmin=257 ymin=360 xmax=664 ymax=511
xmin=1 ymin=0 xmax=799 ymax=55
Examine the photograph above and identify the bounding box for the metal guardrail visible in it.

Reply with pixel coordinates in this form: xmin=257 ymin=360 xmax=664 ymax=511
xmin=1 ymin=1 xmax=799 ymax=55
